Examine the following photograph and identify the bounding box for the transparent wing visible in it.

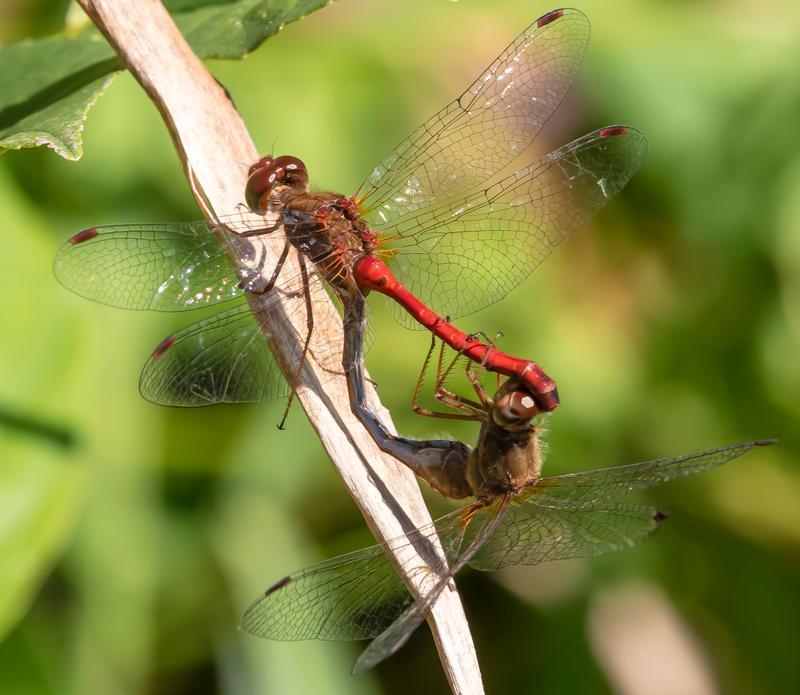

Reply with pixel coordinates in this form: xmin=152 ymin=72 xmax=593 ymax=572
xmin=242 ymin=440 xmax=773 ymax=667
xmin=352 ymin=502 xmax=510 ymax=674
xmin=530 ymin=440 xmax=773 ymax=507
xmin=242 ymin=546 xmax=411 ymax=641
xmin=382 ymin=126 xmax=647 ymax=325
xmin=474 ymin=441 xmax=775 ymax=567
xmin=243 ymin=498 xmax=661 ymax=666
xmin=52 ymin=212 xmax=286 ymax=311
xmin=468 ymin=501 xmax=663 ymax=571
xmin=352 ymin=494 xmax=665 ymax=672
xmin=241 ymin=510 xmax=467 ymax=641
xmin=357 ymin=8 xmax=590 ymax=227
xmin=353 ymin=439 xmax=774 ymax=670
xmin=138 ymin=271 xmax=346 ymax=406
xmin=139 ymin=300 xmax=286 ymax=405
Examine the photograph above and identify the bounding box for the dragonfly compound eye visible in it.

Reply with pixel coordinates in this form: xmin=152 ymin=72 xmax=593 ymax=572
xmin=247 ymin=155 xmax=274 ymax=177
xmin=245 ymin=155 xmax=309 ymax=211
xmin=494 ymin=388 xmax=539 ymax=428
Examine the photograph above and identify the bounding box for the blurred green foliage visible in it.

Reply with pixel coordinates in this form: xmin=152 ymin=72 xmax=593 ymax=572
xmin=0 ymin=0 xmax=331 ymax=158
xmin=1 ymin=1 xmax=798 ymax=693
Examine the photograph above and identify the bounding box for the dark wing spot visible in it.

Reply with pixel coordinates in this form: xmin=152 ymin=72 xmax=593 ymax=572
xmin=653 ymin=510 xmax=669 ymax=524
xmin=152 ymin=336 xmax=176 ymax=359
xmin=264 ymin=575 xmax=291 ymax=597
xmin=537 ymin=9 xmax=564 ymax=27
xmin=598 ymin=126 xmax=628 ymax=138
xmin=68 ymin=228 xmax=99 ymax=244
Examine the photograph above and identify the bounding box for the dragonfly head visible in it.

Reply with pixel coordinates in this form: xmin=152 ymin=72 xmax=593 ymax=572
xmin=246 ymin=155 xmax=309 ymax=210
xmin=492 ymin=379 xmax=539 ymax=431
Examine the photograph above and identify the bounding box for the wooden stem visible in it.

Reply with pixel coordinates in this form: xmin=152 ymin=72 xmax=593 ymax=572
xmin=77 ymin=1 xmax=483 ymax=691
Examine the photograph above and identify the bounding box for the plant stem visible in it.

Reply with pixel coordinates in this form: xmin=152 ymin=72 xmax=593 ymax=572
xmin=76 ymin=1 xmax=483 ymax=690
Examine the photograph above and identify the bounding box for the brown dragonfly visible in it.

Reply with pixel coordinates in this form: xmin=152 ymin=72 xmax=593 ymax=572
xmin=54 ymin=8 xmax=645 ymax=418
xmin=243 ymin=339 xmax=774 ymax=671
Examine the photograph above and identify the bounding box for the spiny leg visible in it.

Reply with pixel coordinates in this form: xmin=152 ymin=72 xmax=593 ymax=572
xmin=431 ymin=327 xmax=489 ymax=414
xmin=278 ymin=253 xmax=315 ymax=430
xmin=409 ymin=331 xmax=433 ymax=411
xmin=465 ymin=361 xmax=493 ymax=409
xmin=242 ymin=240 xmax=290 ymax=294
xmin=463 ymin=330 xmax=505 ymax=408
xmin=258 ymin=240 xmax=290 ymax=292
xmin=421 ymin=327 xmax=504 ymax=413
xmin=427 ymin=329 xmax=499 ymax=415
xmin=412 ymin=333 xmax=484 ymax=421
xmin=432 ymin=389 xmax=487 ymax=419
xmin=434 ymin=346 xmax=488 ymax=414
xmin=237 ymin=217 xmax=282 ymax=237
xmin=410 ymin=333 xmax=453 ymax=416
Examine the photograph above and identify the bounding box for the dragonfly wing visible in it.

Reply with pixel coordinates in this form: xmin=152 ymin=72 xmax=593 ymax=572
xmin=532 ymin=440 xmax=774 ymax=507
xmin=138 ymin=267 xmax=349 ymax=406
xmin=358 ymin=9 xmax=590 ymax=226
xmin=353 ymin=502 xmax=510 ymax=674
xmin=53 ymin=221 xmax=246 ymax=311
xmin=384 ymin=125 xmax=648 ymax=325
xmin=242 ymin=509 xmax=467 ymax=641
xmin=139 ymin=300 xmax=287 ymax=405
xmin=241 ymin=545 xmax=412 ymax=641
xmin=468 ymin=500 xmax=664 ymax=571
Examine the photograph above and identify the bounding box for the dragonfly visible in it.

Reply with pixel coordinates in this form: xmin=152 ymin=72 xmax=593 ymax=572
xmin=242 ymin=343 xmax=774 ymax=671
xmin=53 ymin=8 xmax=646 ymax=418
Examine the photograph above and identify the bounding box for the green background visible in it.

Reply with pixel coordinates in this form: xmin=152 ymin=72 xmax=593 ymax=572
xmin=1 ymin=0 xmax=798 ymax=693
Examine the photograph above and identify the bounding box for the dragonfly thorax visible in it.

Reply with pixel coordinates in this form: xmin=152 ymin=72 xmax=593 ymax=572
xmin=467 ymin=422 xmax=542 ymax=499
xmin=276 ymin=190 xmax=375 ymax=295
xmin=465 ymin=381 xmax=543 ymax=499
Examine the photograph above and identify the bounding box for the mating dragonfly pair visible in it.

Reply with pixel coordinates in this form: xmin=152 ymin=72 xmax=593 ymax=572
xmin=54 ymin=8 xmax=772 ymax=673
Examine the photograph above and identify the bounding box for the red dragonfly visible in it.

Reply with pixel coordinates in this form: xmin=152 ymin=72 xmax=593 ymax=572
xmin=54 ymin=8 xmax=645 ymax=415
xmin=241 ymin=345 xmax=773 ymax=671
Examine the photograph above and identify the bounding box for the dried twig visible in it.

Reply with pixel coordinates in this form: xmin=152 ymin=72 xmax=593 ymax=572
xmin=77 ymin=1 xmax=483 ymax=691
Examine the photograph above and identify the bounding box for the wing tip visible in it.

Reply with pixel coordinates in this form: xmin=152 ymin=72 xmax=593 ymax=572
xmin=597 ymin=124 xmax=647 ymax=145
xmin=537 ymin=9 xmax=565 ymax=27
xmin=67 ymin=227 xmax=99 ymax=245
xmin=753 ymin=438 xmax=777 ymax=447
xmin=598 ymin=125 xmax=629 ymax=138
xmin=151 ymin=335 xmax=176 ymax=359
xmin=264 ymin=575 xmax=292 ymax=597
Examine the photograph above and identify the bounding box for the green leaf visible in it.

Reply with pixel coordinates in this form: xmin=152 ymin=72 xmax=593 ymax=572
xmin=0 ymin=0 xmax=333 ymax=160
xmin=174 ymin=0 xmax=335 ymax=60
xmin=0 ymin=33 xmax=120 ymax=160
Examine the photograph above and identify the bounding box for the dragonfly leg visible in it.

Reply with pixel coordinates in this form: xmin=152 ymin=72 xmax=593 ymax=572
xmin=277 ymin=253 xmax=315 ymax=429
xmin=241 ymin=240 xmax=291 ymax=294
xmin=236 ymin=218 xmax=282 ymax=237
xmin=342 ymin=293 xmax=474 ymax=500
xmin=459 ymin=330 xmax=503 ymax=408
xmin=465 ymin=361 xmax=493 ymax=409
xmin=435 ymin=341 xmax=490 ymax=413
xmin=432 ymin=389 xmax=487 ymax=419
xmin=410 ymin=332 xmax=437 ymax=414
xmin=353 ymin=498 xmax=510 ymax=674
xmin=411 ymin=334 xmax=487 ymax=421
